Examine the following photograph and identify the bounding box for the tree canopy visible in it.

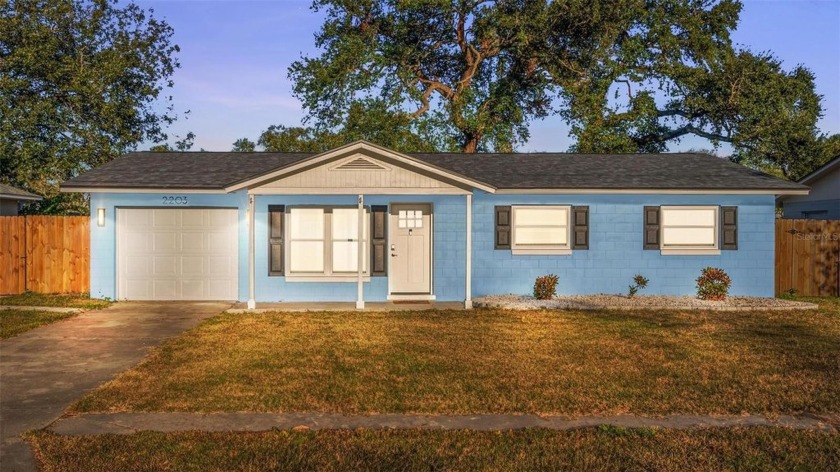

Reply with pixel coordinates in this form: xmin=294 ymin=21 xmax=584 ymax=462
xmin=1 ymin=0 xmax=181 ymax=213
xmin=289 ymin=0 xmax=833 ymax=179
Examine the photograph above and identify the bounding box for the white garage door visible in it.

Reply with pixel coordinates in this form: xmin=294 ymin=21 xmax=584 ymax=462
xmin=117 ymin=208 xmax=239 ymax=301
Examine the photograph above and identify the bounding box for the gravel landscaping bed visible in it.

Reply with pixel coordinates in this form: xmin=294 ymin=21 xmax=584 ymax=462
xmin=473 ymin=294 xmax=818 ymax=311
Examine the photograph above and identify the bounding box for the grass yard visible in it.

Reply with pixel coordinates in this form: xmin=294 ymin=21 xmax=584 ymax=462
xmin=26 ymin=427 xmax=840 ymax=472
xmin=0 ymin=292 xmax=111 ymax=309
xmin=72 ymin=297 xmax=840 ymax=416
xmin=0 ymin=309 xmax=78 ymax=339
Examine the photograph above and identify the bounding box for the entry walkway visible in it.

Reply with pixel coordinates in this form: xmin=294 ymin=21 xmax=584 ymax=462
xmin=48 ymin=411 xmax=839 ymax=435
xmin=0 ymin=302 xmax=229 ymax=471
xmin=228 ymin=301 xmax=466 ymax=312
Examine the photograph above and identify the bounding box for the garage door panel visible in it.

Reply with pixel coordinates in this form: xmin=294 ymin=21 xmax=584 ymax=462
xmin=153 ymin=256 xmax=178 ymax=276
xmin=208 ymin=256 xmax=234 ymax=276
xmin=181 ymin=233 xmax=206 ymax=253
xmin=181 ymin=210 xmax=206 ymax=227
xmin=153 ymin=209 xmax=179 ymax=227
xmin=118 ymin=208 xmax=238 ymax=301
xmin=152 ymin=280 xmax=178 ymax=299
xmin=125 ymin=256 xmax=151 ymax=276
xmin=153 ymin=233 xmax=178 ymax=252
xmin=181 ymin=256 xmax=205 ymax=276
xmin=123 ymin=279 xmax=151 ymax=300
xmin=180 ymin=280 xmax=205 ymax=299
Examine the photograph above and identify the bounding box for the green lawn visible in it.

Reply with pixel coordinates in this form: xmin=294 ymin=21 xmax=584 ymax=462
xmin=0 ymin=292 xmax=111 ymax=309
xmin=26 ymin=427 xmax=840 ymax=472
xmin=0 ymin=309 xmax=78 ymax=339
xmin=72 ymin=297 xmax=840 ymax=416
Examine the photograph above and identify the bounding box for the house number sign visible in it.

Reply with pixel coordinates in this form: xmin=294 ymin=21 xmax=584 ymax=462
xmin=161 ymin=196 xmax=188 ymax=205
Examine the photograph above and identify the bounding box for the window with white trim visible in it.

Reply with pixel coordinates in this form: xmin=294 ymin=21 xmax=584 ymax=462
xmin=660 ymin=206 xmax=719 ymax=254
xmin=286 ymin=207 xmax=369 ymax=279
xmin=511 ymin=205 xmax=571 ymax=255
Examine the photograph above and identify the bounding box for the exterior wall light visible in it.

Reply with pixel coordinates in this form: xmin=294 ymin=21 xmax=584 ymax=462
xmin=97 ymin=208 xmax=106 ymax=227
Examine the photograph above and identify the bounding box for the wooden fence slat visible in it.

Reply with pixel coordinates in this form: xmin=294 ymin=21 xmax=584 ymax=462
xmin=0 ymin=217 xmax=25 ymax=294
xmin=0 ymin=215 xmax=89 ymax=294
xmin=775 ymin=219 xmax=840 ymax=297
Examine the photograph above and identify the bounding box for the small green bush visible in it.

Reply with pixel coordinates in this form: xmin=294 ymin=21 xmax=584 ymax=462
xmin=628 ymin=274 xmax=649 ymax=298
xmin=533 ymin=274 xmax=559 ymax=300
xmin=696 ymin=267 xmax=732 ymax=301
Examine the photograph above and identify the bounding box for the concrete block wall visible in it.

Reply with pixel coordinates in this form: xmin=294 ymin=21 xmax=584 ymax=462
xmin=471 ymin=192 xmax=776 ymax=297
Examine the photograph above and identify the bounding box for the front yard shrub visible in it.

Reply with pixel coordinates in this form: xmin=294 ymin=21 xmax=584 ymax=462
xmin=627 ymin=274 xmax=649 ymax=298
xmin=533 ymin=274 xmax=559 ymax=300
xmin=696 ymin=267 xmax=731 ymax=301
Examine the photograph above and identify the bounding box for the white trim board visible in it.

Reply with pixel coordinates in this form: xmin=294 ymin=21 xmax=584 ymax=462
xmin=225 ymin=141 xmax=496 ymax=193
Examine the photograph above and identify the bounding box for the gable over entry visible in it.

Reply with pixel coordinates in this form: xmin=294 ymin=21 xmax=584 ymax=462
xmin=234 ymin=142 xmax=487 ymax=309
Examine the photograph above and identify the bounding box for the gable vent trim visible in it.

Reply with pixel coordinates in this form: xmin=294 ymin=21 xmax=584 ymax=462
xmin=332 ymin=157 xmax=388 ymax=171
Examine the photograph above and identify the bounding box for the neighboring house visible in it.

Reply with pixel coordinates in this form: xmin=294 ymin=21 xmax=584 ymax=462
xmin=778 ymin=156 xmax=840 ymax=220
xmin=0 ymin=183 xmax=42 ymax=216
xmin=61 ymin=141 xmax=807 ymax=306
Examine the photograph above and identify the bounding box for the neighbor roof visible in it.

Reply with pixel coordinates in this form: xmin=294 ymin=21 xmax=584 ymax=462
xmin=61 ymin=147 xmax=808 ymax=194
xmin=0 ymin=183 xmax=42 ymax=201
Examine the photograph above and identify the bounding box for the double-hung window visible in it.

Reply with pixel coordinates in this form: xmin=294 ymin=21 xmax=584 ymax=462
xmin=659 ymin=206 xmax=719 ymax=255
xmin=511 ymin=205 xmax=572 ymax=255
xmin=286 ymin=207 xmax=369 ymax=280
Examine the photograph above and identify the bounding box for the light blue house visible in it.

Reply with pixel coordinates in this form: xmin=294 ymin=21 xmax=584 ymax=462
xmin=62 ymin=141 xmax=808 ymax=307
xmin=778 ymin=156 xmax=839 ymax=220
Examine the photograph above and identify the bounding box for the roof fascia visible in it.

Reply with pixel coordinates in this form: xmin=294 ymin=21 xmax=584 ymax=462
xmin=494 ymin=188 xmax=810 ymax=195
xmin=60 ymin=187 xmax=228 ymax=194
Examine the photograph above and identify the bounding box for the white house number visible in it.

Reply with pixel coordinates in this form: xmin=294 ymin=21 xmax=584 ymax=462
xmin=162 ymin=196 xmax=188 ymax=205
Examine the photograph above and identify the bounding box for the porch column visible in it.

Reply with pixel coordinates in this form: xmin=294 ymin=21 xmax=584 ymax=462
xmin=247 ymin=193 xmax=256 ymax=310
xmin=356 ymin=194 xmax=365 ymax=309
xmin=465 ymin=193 xmax=473 ymax=309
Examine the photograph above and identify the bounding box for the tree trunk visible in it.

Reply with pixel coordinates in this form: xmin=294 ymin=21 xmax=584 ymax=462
xmin=462 ymin=133 xmax=480 ymax=153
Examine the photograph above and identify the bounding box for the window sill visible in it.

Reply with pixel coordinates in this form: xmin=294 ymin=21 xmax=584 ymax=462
xmin=511 ymin=248 xmax=572 ymax=256
xmin=285 ymin=275 xmax=372 ymax=283
xmin=660 ymin=248 xmax=721 ymax=256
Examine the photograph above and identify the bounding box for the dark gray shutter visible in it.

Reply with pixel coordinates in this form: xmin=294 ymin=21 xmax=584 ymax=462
xmin=720 ymin=206 xmax=738 ymax=250
xmin=643 ymin=206 xmax=660 ymax=250
xmin=572 ymin=206 xmax=589 ymax=250
xmin=371 ymin=205 xmax=387 ymax=275
xmin=268 ymin=205 xmax=284 ymax=276
xmin=495 ymin=206 xmax=511 ymax=249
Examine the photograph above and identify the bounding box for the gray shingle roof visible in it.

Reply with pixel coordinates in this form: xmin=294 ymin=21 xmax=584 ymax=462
xmin=61 ymin=150 xmax=807 ymax=192
xmin=0 ymin=183 xmax=42 ymax=200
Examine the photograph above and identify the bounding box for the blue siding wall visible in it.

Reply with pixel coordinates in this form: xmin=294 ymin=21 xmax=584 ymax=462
xmin=89 ymin=191 xmax=775 ymax=301
xmin=254 ymin=195 xmax=467 ymax=302
xmin=471 ymin=192 xmax=776 ymax=297
xmin=88 ymin=192 xmax=249 ymax=300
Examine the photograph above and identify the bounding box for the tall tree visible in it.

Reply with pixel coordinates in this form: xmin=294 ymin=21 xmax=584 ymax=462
xmin=258 ymin=100 xmax=443 ymax=152
xmin=0 ymin=0 xmax=181 ymax=213
xmin=231 ymin=138 xmax=257 ymax=152
xmin=291 ymin=0 xmax=827 ymax=178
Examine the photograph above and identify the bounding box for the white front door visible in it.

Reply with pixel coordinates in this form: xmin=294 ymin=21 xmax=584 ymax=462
xmin=117 ymin=208 xmax=239 ymax=301
xmin=389 ymin=204 xmax=432 ymax=295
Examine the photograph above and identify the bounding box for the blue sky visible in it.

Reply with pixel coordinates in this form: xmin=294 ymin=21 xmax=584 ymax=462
xmin=138 ymin=0 xmax=840 ymax=153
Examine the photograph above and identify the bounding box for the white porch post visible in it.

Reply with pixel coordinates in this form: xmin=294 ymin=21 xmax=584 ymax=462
xmin=247 ymin=194 xmax=256 ymax=310
xmin=465 ymin=193 xmax=473 ymax=309
xmin=356 ymin=194 xmax=365 ymax=309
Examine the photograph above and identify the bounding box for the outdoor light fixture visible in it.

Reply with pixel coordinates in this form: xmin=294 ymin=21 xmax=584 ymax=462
xmin=97 ymin=208 xmax=106 ymax=227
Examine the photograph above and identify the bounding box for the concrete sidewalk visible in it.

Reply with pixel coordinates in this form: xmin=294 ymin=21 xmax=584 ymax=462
xmin=0 ymin=302 xmax=229 ymax=472
xmin=48 ymin=411 xmax=840 ymax=435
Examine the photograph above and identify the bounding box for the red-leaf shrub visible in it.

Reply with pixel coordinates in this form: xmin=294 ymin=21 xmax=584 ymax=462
xmin=696 ymin=267 xmax=731 ymax=301
xmin=533 ymin=274 xmax=559 ymax=300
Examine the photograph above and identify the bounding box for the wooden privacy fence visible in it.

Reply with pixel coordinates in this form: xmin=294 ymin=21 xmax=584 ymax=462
xmin=776 ymin=219 xmax=840 ymax=297
xmin=0 ymin=216 xmax=90 ymax=295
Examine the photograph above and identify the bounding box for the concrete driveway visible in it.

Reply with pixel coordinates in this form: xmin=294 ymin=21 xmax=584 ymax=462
xmin=0 ymin=301 xmax=230 ymax=471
